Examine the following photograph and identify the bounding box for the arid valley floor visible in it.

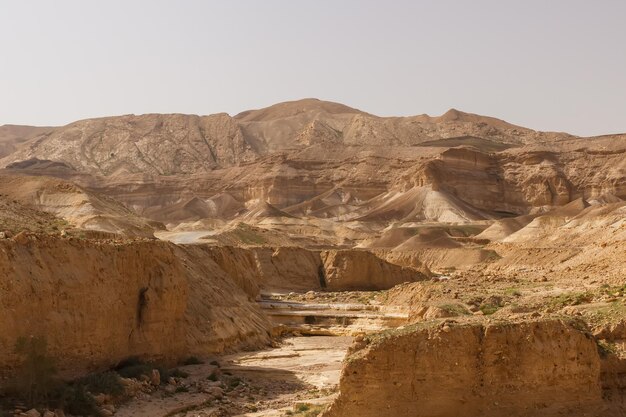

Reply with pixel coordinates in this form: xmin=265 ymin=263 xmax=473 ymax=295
xmin=0 ymin=99 xmax=625 ymax=416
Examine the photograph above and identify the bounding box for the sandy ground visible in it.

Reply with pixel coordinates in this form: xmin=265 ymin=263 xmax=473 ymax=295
xmin=116 ymin=336 xmax=351 ymax=417
xmin=155 ymin=230 xmax=215 ymax=244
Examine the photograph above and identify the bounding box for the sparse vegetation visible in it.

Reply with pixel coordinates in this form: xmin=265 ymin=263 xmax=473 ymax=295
xmin=549 ymin=291 xmax=594 ymax=309
xmin=12 ymin=336 xmax=58 ymax=408
xmin=597 ymin=340 xmax=618 ymax=357
xmin=76 ymin=371 xmax=124 ymax=396
xmin=439 ymin=303 xmax=470 ymax=316
xmin=182 ymin=356 xmax=204 ymax=365
xmin=286 ymin=403 xmax=326 ymax=417
xmin=479 ymin=303 xmax=500 ymax=315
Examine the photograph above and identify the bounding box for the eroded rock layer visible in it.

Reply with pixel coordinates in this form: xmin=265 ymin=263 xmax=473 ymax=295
xmin=323 ymin=319 xmax=618 ymax=417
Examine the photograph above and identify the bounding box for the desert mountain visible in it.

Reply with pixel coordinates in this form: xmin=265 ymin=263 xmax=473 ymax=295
xmin=0 ymin=98 xmax=574 ymax=177
xmin=0 ymin=99 xmax=623 ymax=244
xmin=1 ymin=100 xmax=625 ymax=417
xmin=0 ymin=124 xmax=56 ymax=158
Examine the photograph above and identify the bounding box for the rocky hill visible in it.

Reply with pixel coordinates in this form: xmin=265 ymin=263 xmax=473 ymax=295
xmin=0 ymin=99 xmax=623 ymax=244
xmin=0 ymin=98 xmax=573 ymax=177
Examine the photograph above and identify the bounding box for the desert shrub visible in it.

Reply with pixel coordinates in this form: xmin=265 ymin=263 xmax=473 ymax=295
xmin=550 ymin=291 xmax=594 ymax=308
xmin=116 ymin=364 xmax=152 ymax=379
xmin=289 ymin=403 xmax=326 ymax=416
xmin=229 ymin=377 xmax=242 ymax=388
xmin=479 ymin=304 xmax=499 ymax=315
xmin=182 ymin=356 xmax=203 ymax=365
xmin=296 ymin=403 xmax=311 ymax=412
xmin=597 ymin=340 xmax=618 ymax=358
xmin=505 ymin=288 xmax=522 ymax=297
xmin=115 ymin=356 xmax=153 ymax=379
xmin=58 ymin=384 xmax=101 ymax=417
xmin=77 ymin=371 xmax=124 ymax=396
xmin=13 ymin=336 xmax=58 ymax=407
xmin=439 ymin=303 xmax=470 ymax=316
xmin=169 ymin=368 xmax=189 ymax=379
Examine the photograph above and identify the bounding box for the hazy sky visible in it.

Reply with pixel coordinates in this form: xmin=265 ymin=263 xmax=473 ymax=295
xmin=1 ymin=0 xmax=625 ymax=136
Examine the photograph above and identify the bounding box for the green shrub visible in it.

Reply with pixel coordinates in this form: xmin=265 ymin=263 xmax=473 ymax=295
xmin=439 ymin=303 xmax=470 ymax=316
xmin=296 ymin=403 xmax=310 ymax=412
xmin=77 ymin=371 xmax=124 ymax=396
xmin=479 ymin=304 xmax=499 ymax=315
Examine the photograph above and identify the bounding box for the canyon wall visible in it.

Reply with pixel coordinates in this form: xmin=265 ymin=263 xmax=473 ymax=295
xmin=321 ymin=250 xmax=426 ymax=291
xmin=324 ymin=319 xmax=614 ymax=417
xmin=0 ymin=235 xmax=272 ymax=376
xmin=0 ymin=237 xmax=426 ymax=377
xmin=204 ymin=246 xmax=428 ymax=293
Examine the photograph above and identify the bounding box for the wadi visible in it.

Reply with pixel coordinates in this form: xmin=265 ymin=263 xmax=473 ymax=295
xmin=0 ymin=98 xmax=624 ymax=417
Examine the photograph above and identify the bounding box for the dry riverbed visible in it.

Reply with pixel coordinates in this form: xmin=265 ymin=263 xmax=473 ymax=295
xmin=116 ymin=336 xmax=351 ymax=417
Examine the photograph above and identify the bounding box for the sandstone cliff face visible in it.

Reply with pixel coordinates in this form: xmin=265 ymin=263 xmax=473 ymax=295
xmin=204 ymin=246 xmax=427 ymax=293
xmin=0 ymin=236 xmax=187 ymax=374
xmin=0 ymin=236 xmax=429 ymax=376
xmin=324 ymin=319 xmax=610 ymax=417
xmin=321 ymin=250 xmax=426 ymax=291
xmin=204 ymin=246 xmax=322 ymax=293
xmin=0 ymin=235 xmax=272 ymax=375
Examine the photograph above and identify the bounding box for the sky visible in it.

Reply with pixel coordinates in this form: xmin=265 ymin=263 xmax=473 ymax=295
xmin=1 ymin=0 xmax=625 ymax=136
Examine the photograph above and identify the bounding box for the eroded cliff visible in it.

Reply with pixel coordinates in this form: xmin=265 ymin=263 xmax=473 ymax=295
xmin=323 ymin=319 xmax=618 ymax=417
xmin=0 ymin=235 xmax=272 ymax=376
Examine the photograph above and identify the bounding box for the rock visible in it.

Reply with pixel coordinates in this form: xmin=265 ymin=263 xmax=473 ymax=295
xmin=21 ymin=410 xmax=41 ymax=417
xmin=321 ymin=250 xmax=426 ymax=291
xmin=150 ymin=368 xmax=161 ymax=386
xmin=206 ymin=386 xmax=224 ymax=398
xmin=326 ymin=319 xmax=605 ymax=417
xmin=12 ymin=231 xmax=29 ymax=245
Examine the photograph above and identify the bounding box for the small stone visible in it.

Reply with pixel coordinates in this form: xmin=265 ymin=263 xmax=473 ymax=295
xmin=206 ymin=386 xmax=224 ymax=398
xmin=150 ymin=369 xmax=161 ymax=386
xmin=99 ymin=408 xmax=114 ymax=417
xmin=102 ymin=404 xmax=115 ymax=413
